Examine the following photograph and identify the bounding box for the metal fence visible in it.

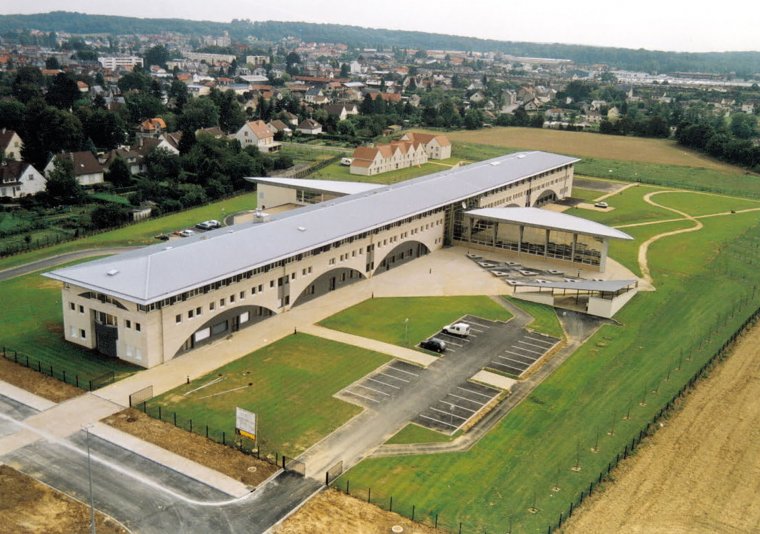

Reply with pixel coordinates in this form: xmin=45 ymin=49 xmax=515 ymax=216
xmin=0 ymin=346 xmax=113 ymax=391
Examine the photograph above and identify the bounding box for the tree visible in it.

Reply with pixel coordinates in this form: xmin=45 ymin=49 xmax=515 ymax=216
xmin=91 ymin=203 xmax=130 ymax=229
xmin=145 ymin=147 xmax=182 ymax=181
xmin=168 ymin=80 xmax=189 ymax=112
xmin=125 ymin=93 xmax=165 ymax=124
xmin=464 ymin=108 xmax=483 ymax=130
xmin=46 ymin=73 xmax=81 ymax=109
xmin=118 ymin=69 xmax=152 ymax=93
xmin=105 ymin=157 xmax=132 ymax=187
xmin=83 ymin=109 xmax=126 ymax=150
xmin=0 ymin=99 xmax=26 ymax=133
xmin=45 ymin=156 xmax=85 ymax=205
xmin=22 ymin=102 xmax=84 ymax=168
xmin=144 ymin=45 xmax=170 ymax=69
xmin=730 ymin=113 xmax=757 ymax=139
xmin=340 ymin=63 xmax=350 ymax=77
xmin=45 ymin=56 xmax=60 ymax=69
xmin=218 ymin=90 xmax=246 ymax=133
xmin=12 ymin=66 xmax=44 ymax=103
xmin=178 ymin=97 xmax=220 ymax=132
xmin=285 ymin=51 xmax=301 ymax=75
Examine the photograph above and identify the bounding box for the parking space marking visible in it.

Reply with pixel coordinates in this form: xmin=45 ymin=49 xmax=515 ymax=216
xmin=500 ymin=350 xmax=535 ymax=362
xmin=503 ymin=349 xmax=537 ymax=360
xmin=418 ymin=414 xmax=458 ymax=430
xmin=449 ymin=392 xmax=484 ymax=405
xmin=465 ymin=321 xmax=493 ymax=329
xmin=498 ymin=355 xmax=532 ymax=367
xmin=525 ymin=336 xmax=556 ymax=345
xmin=388 ymin=365 xmax=419 ymax=378
xmin=514 ymin=342 xmax=544 ymax=355
xmin=345 ymin=390 xmax=380 ymax=404
xmin=439 ymin=338 xmax=464 ymax=347
xmin=490 ymin=362 xmax=523 ymax=374
xmin=457 ymin=386 xmax=494 ymax=400
xmin=470 ymin=328 xmax=486 ymax=334
xmin=429 ymin=409 xmax=468 ymax=423
xmin=379 ymin=371 xmax=409 ymax=383
xmin=367 ymin=377 xmax=400 ymax=390
xmin=356 ymin=383 xmax=391 ymax=397
xmin=517 ymin=339 xmax=551 ymax=350
xmin=440 ymin=400 xmax=476 ymax=413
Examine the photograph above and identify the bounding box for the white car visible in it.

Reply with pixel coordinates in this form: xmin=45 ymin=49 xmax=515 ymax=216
xmin=442 ymin=322 xmax=471 ymax=337
xmin=594 ymin=201 xmax=609 ymax=208
xmin=178 ymin=229 xmax=195 ymax=237
xmin=195 ymin=220 xmax=221 ymax=230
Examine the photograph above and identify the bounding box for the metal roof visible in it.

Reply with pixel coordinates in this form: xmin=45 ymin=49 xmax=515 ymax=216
xmin=247 ymin=177 xmax=384 ymax=196
xmin=466 ymin=207 xmax=633 ymax=240
xmin=44 ymin=151 xmax=579 ymax=305
xmin=515 ymin=279 xmax=637 ymax=292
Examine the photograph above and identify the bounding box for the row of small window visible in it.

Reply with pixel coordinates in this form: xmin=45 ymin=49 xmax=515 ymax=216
xmin=70 ymin=303 xmax=141 ymax=331
xmin=69 ymin=327 xmax=87 ymax=339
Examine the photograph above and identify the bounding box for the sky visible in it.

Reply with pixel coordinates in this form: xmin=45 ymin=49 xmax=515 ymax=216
xmin=2 ymin=1 xmax=760 ymax=53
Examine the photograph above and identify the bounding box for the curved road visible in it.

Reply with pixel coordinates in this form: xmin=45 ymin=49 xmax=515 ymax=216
xmin=0 ymin=247 xmax=138 ymax=282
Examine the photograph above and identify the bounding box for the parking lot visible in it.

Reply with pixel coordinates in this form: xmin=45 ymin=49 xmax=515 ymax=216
xmin=339 ymin=360 xmax=422 ymax=408
xmin=488 ymin=331 xmax=559 ymax=377
xmin=412 ymin=380 xmax=501 ymax=434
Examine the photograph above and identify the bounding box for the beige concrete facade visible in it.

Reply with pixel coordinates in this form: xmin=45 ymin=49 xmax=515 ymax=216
xmin=56 ymin=161 xmax=574 ymax=369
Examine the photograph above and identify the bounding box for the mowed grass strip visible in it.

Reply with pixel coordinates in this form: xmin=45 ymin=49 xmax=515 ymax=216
xmin=385 ymin=423 xmax=457 ymax=445
xmin=647 ymin=191 xmax=760 ymax=217
xmin=320 ymin=296 xmax=512 ymax=349
xmin=567 ymin=184 xmax=674 ymax=226
xmin=312 ymin=158 xmax=464 ymax=185
xmin=606 ymin=218 xmax=695 ymax=277
xmin=503 ymin=298 xmax=564 ymax=338
xmin=0 ymin=191 xmax=258 ymax=273
xmin=0 ymin=264 xmax=139 ymax=382
xmin=340 ymin=198 xmax=760 ymax=533
xmin=149 ymin=334 xmax=389 ymax=458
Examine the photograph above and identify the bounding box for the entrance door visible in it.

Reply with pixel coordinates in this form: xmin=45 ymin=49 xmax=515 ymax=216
xmin=329 ymin=277 xmax=336 ymax=291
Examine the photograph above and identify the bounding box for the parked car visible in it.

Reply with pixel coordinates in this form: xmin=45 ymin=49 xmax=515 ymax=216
xmin=340 ymin=157 xmax=353 ymax=166
xmin=594 ymin=201 xmax=609 ymax=208
xmin=420 ymin=337 xmax=447 ymax=353
xmin=178 ymin=229 xmax=195 ymax=237
xmin=442 ymin=322 xmax=471 ymax=337
xmin=195 ymin=219 xmax=221 ymax=230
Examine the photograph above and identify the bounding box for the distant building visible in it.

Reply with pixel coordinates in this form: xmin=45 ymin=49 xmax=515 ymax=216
xmin=0 ymin=129 xmax=23 ymax=161
xmin=297 ymin=119 xmax=323 ymax=135
xmin=400 ymin=132 xmax=452 ymax=160
xmin=350 ymin=139 xmax=428 ymax=176
xmin=98 ymin=56 xmax=144 ymax=70
xmin=233 ymin=120 xmax=281 ymax=152
xmin=45 ymin=152 xmax=105 ymax=186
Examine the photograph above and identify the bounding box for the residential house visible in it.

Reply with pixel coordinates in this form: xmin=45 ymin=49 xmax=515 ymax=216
xmin=281 ymin=112 xmax=299 ymax=126
xmin=399 ymin=132 xmax=452 ymax=160
xmin=0 ymin=129 xmax=23 ymax=161
xmin=350 ymin=140 xmax=428 ymax=176
xmin=45 ymin=151 xmax=105 ymax=186
xmin=102 ymin=147 xmax=144 ymax=175
xmin=267 ymin=120 xmax=292 ymax=138
xmin=0 ymin=160 xmax=45 ymax=198
xmin=297 ymin=119 xmax=323 ymax=135
xmin=137 ymin=118 xmax=167 ymax=139
xmin=233 ymin=120 xmax=281 ymax=152
xmin=325 ymin=102 xmax=359 ymax=121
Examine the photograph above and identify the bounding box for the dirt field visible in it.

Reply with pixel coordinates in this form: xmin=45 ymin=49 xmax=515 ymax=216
xmin=0 ymin=356 xmax=82 ymax=402
xmin=564 ymin=324 xmax=760 ymax=534
xmin=437 ymin=127 xmax=741 ymax=172
xmin=0 ymin=464 xmax=127 ymax=534
xmin=103 ymin=408 xmax=278 ymax=487
xmin=274 ymin=488 xmax=443 ymax=534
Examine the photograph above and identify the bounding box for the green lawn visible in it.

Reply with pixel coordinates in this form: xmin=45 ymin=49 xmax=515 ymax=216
xmin=567 ymin=184 xmax=674 ymax=226
xmin=385 ymin=423 xmax=458 ymax=445
xmin=0 ymin=261 xmax=139 ymax=384
xmin=451 ymin=142 xmax=514 ymax=162
xmin=339 ymin=193 xmax=760 ymax=533
xmin=504 ymin=298 xmax=564 ymax=338
xmin=0 ymin=192 xmax=258 ymax=272
xmin=576 ymin=158 xmax=760 ymax=199
xmin=569 ymin=187 xmax=603 ymax=202
xmin=647 ymin=191 xmax=760 ymax=217
xmin=148 ymin=334 xmax=389 ymax=458
xmin=320 ymin=296 xmax=512 ymax=349
xmin=606 ymin=218 xmax=695 ymax=277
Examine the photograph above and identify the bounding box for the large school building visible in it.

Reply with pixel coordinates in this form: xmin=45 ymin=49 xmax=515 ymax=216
xmin=45 ymin=151 xmax=597 ymax=368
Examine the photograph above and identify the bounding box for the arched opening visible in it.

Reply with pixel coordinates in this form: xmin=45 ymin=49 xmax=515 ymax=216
xmin=292 ymin=267 xmax=365 ymax=307
xmin=374 ymin=241 xmax=430 ymax=275
xmin=174 ymin=304 xmax=276 ymax=357
xmin=533 ymin=189 xmax=558 ymax=207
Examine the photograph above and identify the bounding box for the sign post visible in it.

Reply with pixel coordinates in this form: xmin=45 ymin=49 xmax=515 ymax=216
xmin=235 ymin=407 xmax=257 ymax=448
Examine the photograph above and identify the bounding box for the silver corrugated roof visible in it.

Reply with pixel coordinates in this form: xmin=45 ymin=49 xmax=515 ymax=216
xmin=44 ymin=151 xmax=579 ymax=305
xmin=248 ymin=177 xmax=384 ymax=196
xmin=515 ymin=279 xmax=637 ymax=292
xmin=466 ymin=207 xmax=633 ymax=240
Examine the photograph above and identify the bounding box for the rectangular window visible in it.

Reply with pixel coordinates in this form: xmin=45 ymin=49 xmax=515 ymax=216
xmin=220 ymin=298 xmax=226 ymax=307
xmin=80 ymin=329 xmax=86 ymax=339
xmin=251 ymin=287 xmax=256 ymax=295
xmin=196 ymin=307 xmax=202 ymax=315
xmin=210 ymin=302 xmax=215 ymax=311
xmin=258 ymin=284 xmax=263 ymax=292
xmin=270 ymin=280 xmax=275 ymax=288
xmin=291 ymin=273 xmax=296 ymax=280
xmin=230 ymin=294 xmax=235 ymax=303
xmin=188 ymin=309 xmax=194 ymax=319
xmin=135 ymin=323 xmax=141 ymax=332
xmin=126 ymin=319 xmax=132 ymax=328
xmin=194 ymin=328 xmax=211 ymax=342
xmin=176 ymin=314 xmax=182 ymax=323
xmin=69 ymin=302 xmax=75 ymax=311
xmin=79 ymin=305 xmax=84 ymax=313
xmin=239 ymin=291 xmax=245 ymax=299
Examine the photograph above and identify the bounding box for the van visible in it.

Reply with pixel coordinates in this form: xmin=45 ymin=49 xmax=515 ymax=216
xmin=340 ymin=157 xmax=353 ymax=166
xmin=442 ymin=322 xmax=471 ymax=337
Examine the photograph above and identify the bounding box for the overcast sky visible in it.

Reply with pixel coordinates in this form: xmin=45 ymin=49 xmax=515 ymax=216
xmin=2 ymin=1 xmax=759 ymax=53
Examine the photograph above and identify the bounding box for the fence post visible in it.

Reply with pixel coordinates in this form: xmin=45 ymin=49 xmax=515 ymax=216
xmin=282 ymin=455 xmax=286 ymax=469
xmin=62 ymin=370 xmax=66 ymax=383
xmin=49 ymin=365 xmax=53 ymax=376
xmin=173 ymin=412 xmax=177 ymax=426
xmin=158 ymin=406 xmax=162 ymax=420
xmin=325 ymin=471 xmax=329 ymax=486
xmin=412 ymin=505 xmax=415 ymax=521
xmin=222 ymin=431 xmax=225 ymax=445
xmin=37 ymin=360 xmax=41 ymax=372
xmin=189 ymin=419 xmax=192 ymax=433
xmin=205 ymin=424 xmax=208 ymax=438
xmin=389 ymin=495 xmax=392 ymax=512
xmin=143 ymin=402 xmax=147 ymax=414
xmin=76 ymin=375 xmax=79 ymax=388
xmin=89 ymin=379 xmax=93 ymax=391
xmin=25 ymin=354 xmax=28 ymax=367
xmin=435 ymin=513 xmax=438 ymax=528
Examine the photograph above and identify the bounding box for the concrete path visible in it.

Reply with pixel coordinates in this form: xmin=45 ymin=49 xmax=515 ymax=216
xmin=300 ymin=325 xmax=437 ymax=367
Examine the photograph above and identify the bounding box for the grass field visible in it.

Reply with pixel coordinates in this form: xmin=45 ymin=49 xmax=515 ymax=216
xmin=431 ymin=127 xmax=742 ymax=172
xmin=644 ymin=190 xmax=760 ymax=217
xmin=607 ymin=219 xmax=695 ymax=277
xmin=385 ymin=424 xmax=458 ymax=445
xmin=0 ymin=261 xmax=139 ymax=384
xmin=148 ymin=334 xmax=389 ymax=458
xmin=503 ymin=298 xmax=564 ymax=338
xmin=0 ymin=192 xmax=258 ymax=273
xmin=338 ymin=185 xmax=760 ymax=533
xmin=319 ymin=296 xmax=512 ymax=349
xmin=569 ymin=187 xmax=603 ymax=202
xmin=569 ymin=184 xmax=674 ymax=226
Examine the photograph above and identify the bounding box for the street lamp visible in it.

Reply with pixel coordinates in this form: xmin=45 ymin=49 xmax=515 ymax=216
xmin=83 ymin=424 xmax=96 ymax=534
xmin=404 ymin=318 xmax=409 ymax=347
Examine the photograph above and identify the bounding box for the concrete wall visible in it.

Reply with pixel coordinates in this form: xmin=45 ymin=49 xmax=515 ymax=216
xmin=587 ymin=288 xmax=638 ymax=318
xmin=257 ymin=183 xmax=297 ymax=210
xmin=512 ymin=291 xmax=555 ymax=306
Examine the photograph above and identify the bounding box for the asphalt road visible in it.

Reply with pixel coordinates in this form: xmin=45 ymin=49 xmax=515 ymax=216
xmin=0 ymin=247 xmax=137 ymax=282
